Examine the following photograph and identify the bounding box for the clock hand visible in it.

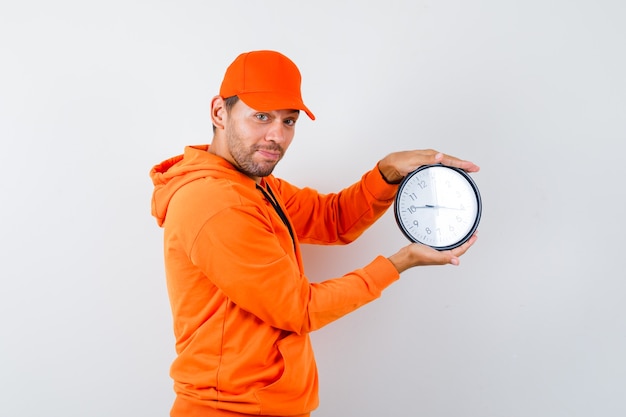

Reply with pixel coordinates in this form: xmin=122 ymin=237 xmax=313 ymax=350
xmin=412 ymin=205 xmax=464 ymax=210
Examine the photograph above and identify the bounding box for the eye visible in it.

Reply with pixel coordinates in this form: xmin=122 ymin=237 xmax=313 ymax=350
xmin=255 ymin=113 xmax=270 ymax=121
xmin=284 ymin=118 xmax=297 ymax=127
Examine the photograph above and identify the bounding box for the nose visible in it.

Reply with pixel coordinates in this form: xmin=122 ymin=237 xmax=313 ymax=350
xmin=265 ymin=120 xmax=286 ymax=144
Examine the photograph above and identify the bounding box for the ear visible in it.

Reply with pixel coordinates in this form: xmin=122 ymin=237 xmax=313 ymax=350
xmin=211 ymin=95 xmax=227 ymax=130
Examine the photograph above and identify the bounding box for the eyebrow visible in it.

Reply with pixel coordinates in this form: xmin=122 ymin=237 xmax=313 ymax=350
xmin=272 ymin=109 xmax=300 ymax=117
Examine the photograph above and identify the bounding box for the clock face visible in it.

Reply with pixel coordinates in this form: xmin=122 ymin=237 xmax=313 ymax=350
xmin=394 ymin=164 xmax=482 ymax=250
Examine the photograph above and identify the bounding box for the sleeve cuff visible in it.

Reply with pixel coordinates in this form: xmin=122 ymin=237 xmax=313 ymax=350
xmin=363 ymin=164 xmax=400 ymax=202
xmin=363 ymin=255 xmax=400 ymax=294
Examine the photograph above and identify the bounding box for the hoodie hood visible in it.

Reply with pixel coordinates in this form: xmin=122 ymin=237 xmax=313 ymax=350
xmin=149 ymin=144 xmax=255 ymax=227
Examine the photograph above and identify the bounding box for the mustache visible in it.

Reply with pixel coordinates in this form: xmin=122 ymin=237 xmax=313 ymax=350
xmin=253 ymin=144 xmax=284 ymax=154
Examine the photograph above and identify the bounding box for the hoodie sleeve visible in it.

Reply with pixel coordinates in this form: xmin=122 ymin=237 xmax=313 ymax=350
xmin=189 ymin=198 xmax=399 ymax=334
xmin=273 ymin=164 xmax=399 ymax=245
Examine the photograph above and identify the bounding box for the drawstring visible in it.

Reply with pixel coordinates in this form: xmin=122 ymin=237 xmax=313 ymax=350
xmin=256 ymin=183 xmax=296 ymax=250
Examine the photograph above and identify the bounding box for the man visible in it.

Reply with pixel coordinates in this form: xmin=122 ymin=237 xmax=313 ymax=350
xmin=150 ymin=50 xmax=479 ymax=417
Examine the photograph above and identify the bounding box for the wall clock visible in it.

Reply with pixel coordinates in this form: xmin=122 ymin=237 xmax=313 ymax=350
xmin=394 ymin=164 xmax=482 ymax=250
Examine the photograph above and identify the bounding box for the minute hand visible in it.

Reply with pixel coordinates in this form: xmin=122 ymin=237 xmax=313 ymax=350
xmin=414 ymin=204 xmax=465 ymax=210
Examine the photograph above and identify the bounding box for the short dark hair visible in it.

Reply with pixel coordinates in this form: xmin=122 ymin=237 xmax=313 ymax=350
xmin=212 ymin=96 xmax=239 ymax=133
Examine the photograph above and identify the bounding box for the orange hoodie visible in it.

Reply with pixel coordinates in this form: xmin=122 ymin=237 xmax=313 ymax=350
xmin=150 ymin=145 xmax=401 ymax=416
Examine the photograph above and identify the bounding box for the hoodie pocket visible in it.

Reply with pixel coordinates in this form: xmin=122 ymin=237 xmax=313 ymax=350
xmin=255 ymin=333 xmax=319 ymax=415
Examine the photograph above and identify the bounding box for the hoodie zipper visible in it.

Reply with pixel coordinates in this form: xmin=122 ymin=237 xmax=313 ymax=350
xmin=256 ymin=183 xmax=296 ymax=251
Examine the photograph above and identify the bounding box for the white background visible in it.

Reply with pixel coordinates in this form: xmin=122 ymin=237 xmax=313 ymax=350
xmin=1 ymin=1 xmax=625 ymax=416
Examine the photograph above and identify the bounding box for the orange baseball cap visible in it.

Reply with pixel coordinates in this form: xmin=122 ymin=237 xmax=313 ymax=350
xmin=219 ymin=50 xmax=315 ymax=120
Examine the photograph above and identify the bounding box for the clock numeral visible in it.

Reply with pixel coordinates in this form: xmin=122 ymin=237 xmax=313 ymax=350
xmin=418 ymin=180 xmax=427 ymax=189
xmin=406 ymin=192 xmax=418 ymax=201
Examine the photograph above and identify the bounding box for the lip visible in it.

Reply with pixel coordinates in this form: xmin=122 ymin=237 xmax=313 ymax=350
xmin=257 ymin=149 xmax=281 ymax=161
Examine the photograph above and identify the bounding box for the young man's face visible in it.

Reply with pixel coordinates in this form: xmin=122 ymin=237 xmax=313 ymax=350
xmin=223 ymin=99 xmax=300 ymax=180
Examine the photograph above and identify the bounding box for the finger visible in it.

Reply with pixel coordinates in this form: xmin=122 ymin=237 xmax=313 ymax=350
xmin=451 ymin=234 xmax=478 ymax=258
xmin=431 ymin=248 xmax=460 ymax=266
xmin=434 ymin=152 xmax=480 ymax=173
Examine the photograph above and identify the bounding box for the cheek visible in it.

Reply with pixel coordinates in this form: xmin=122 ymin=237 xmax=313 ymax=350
xmin=283 ymin=129 xmax=295 ymax=147
xmin=227 ymin=119 xmax=256 ymax=143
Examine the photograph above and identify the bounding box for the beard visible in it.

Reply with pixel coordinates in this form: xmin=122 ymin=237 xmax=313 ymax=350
xmin=226 ymin=123 xmax=285 ymax=178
